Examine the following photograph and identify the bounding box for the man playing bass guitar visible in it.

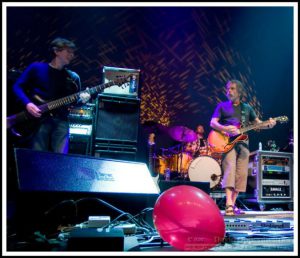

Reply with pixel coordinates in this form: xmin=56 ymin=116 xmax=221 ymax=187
xmin=12 ymin=37 xmax=91 ymax=153
xmin=209 ymin=80 xmax=276 ymax=216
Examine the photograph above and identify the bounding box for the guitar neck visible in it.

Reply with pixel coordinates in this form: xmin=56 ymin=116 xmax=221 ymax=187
xmin=240 ymin=116 xmax=284 ymax=134
xmin=240 ymin=121 xmax=269 ymax=134
xmin=40 ymin=80 xmax=121 ymax=113
xmin=6 ymin=77 xmax=129 ymax=129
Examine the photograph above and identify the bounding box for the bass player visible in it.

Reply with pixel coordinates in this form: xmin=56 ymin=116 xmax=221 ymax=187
xmin=12 ymin=37 xmax=91 ymax=153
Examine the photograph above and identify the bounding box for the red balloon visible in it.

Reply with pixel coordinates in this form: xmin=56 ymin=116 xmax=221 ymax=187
xmin=153 ymin=185 xmax=225 ymax=251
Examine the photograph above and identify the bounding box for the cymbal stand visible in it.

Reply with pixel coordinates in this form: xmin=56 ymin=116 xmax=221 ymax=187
xmin=178 ymin=142 xmax=186 ymax=179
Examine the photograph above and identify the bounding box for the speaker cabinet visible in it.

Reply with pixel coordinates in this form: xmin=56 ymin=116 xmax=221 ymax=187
xmin=93 ymin=94 xmax=140 ymax=161
xmin=94 ymin=149 xmax=137 ymax=161
xmin=13 ymin=148 xmax=159 ymax=238
xmin=93 ymin=140 xmax=138 ymax=161
xmin=69 ymin=134 xmax=92 ymax=155
xmin=94 ymin=94 xmax=140 ymax=142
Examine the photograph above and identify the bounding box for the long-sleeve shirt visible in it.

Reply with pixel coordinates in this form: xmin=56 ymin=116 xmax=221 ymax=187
xmin=13 ymin=62 xmax=81 ymax=120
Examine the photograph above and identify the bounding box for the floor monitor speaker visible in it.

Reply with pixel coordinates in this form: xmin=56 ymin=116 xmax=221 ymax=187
xmin=13 ymin=148 xmax=160 ymax=237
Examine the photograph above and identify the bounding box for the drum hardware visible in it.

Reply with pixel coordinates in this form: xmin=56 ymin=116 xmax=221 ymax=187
xmin=153 ymin=155 xmax=168 ymax=175
xmin=150 ymin=122 xmax=227 ymax=183
xmin=153 ymin=137 xmax=224 ymax=181
xmin=211 ymin=173 xmax=222 ymax=181
xmin=154 ymin=143 xmax=193 ymax=176
xmin=150 ymin=124 xmax=198 ymax=176
xmin=210 ymin=174 xmax=222 ymax=191
xmin=170 ymin=151 xmax=192 ymax=173
xmin=172 ymin=141 xmax=193 ymax=175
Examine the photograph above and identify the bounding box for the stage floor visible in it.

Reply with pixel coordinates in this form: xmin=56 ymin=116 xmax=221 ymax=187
xmin=6 ymin=209 xmax=295 ymax=253
xmin=137 ymin=210 xmax=295 ymax=253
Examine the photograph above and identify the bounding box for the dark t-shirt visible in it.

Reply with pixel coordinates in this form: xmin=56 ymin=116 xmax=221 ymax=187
xmin=13 ymin=62 xmax=81 ymax=119
xmin=212 ymin=101 xmax=257 ymax=128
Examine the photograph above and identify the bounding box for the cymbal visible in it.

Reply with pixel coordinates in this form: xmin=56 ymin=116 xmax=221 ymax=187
xmin=168 ymin=126 xmax=197 ymax=142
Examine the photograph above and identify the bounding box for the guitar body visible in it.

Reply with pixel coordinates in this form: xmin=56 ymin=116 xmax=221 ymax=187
xmin=208 ymin=116 xmax=289 ymax=153
xmin=208 ymin=130 xmax=249 ymax=153
xmin=7 ymin=111 xmax=45 ymax=142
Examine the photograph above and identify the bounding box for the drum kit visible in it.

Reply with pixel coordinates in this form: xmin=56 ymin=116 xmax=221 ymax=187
xmin=152 ymin=124 xmax=223 ymax=189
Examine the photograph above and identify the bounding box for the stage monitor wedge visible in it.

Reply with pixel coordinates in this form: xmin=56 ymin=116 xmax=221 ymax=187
xmin=15 ymin=148 xmax=160 ymax=195
xmin=13 ymin=148 xmax=160 ymax=238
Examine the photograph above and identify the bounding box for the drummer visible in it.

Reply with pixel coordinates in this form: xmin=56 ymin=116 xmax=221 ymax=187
xmin=185 ymin=124 xmax=210 ymax=157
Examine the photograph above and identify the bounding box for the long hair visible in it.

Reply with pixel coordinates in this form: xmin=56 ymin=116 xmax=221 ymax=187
xmin=226 ymin=79 xmax=245 ymax=98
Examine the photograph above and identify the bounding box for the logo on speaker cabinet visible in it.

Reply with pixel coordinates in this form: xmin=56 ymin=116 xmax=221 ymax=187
xmin=78 ymin=167 xmax=98 ymax=180
xmin=78 ymin=167 xmax=114 ymax=181
xmin=97 ymin=172 xmax=114 ymax=181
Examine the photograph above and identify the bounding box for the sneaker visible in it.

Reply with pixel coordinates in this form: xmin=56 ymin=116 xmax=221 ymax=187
xmin=233 ymin=206 xmax=245 ymax=215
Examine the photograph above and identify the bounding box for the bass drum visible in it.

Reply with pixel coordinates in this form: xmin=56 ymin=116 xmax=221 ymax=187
xmin=188 ymin=156 xmax=222 ymax=189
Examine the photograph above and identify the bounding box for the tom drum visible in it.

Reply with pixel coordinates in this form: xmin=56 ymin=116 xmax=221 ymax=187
xmin=169 ymin=152 xmax=193 ymax=173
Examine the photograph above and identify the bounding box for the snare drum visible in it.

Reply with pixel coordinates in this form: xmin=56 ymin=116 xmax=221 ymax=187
xmin=188 ymin=156 xmax=222 ymax=189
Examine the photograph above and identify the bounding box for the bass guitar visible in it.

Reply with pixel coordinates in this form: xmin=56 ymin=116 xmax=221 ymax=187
xmin=7 ymin=76 xmax=130 ymax=139
xmin=207 ymin=116 xmax=289 ymax=154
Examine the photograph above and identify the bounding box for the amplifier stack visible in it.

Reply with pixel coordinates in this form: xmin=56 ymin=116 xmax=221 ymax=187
xmin=68 ymin=103 xmax=95 ymax=155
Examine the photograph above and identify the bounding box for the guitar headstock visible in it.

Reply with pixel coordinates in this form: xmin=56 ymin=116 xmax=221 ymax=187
xmin=114 ymin=75 xmax=132 ymax=89
xmin=275 ymin=116 xmax=289 ymax=123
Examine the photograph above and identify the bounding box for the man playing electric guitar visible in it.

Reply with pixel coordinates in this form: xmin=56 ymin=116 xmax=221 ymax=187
xmin=209 ymin=80 xmax=276 ymax=216
xmin=12 ymin=37 xmax=91 ymax=153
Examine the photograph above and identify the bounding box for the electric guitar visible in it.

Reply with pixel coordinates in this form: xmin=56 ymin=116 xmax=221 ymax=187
xmin=207 ymin=116 xmax=289 ymax=153
xmin=7 ymin=76 xmax=130 ymax=140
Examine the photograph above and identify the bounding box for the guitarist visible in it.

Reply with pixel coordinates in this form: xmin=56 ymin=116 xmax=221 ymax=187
xmin=12 ymin=37 xmax=91 ymax=153
xmin=210 ymin=80 xmax=276 ymax=216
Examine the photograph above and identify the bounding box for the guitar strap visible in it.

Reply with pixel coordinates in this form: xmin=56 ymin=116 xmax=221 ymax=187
xmin=240 ymin=102 xmax=247 ymax=128
xmin=240 ymin=102 xmax=249 ymax=147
